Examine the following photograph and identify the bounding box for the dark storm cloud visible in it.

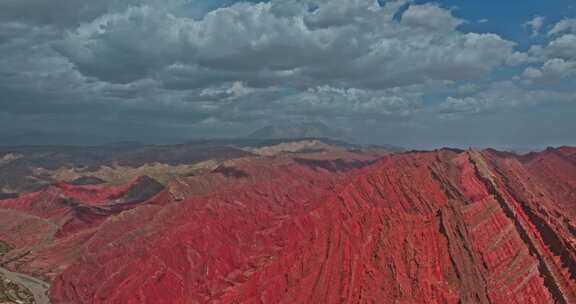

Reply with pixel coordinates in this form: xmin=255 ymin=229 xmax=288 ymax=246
xmin=0 ymin=0 xmax=190 ymax=27
xmin=0 ymin=0 xmax=122 ymax=27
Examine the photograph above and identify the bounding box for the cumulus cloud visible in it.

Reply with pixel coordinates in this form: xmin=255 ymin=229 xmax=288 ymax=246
xmin=522 ymin=58 xmax=576 ymax=83
xmin=525 ymin=16 xmax=545 ymax=36
xmin=548 ymin=18 xmax=576 ymax=36
xmin=438 ymin=81 xmax=575 ymax=115
xmin=521 ymin=19 xmax=576 ymax=84
xmin=401 ymin=3 xmax=463 ymax=30
xmin=530 ymin=34 xmax=576 ymax=61
xmin=276 ymin=85 xmax=424 ymax=118
xmin=0 ymin=0 xmax=572 ymax=146
xmin=55 ymin=0 xmax=517 ymax=90
xmin=12 ymin=0 xmax=520 ymax=133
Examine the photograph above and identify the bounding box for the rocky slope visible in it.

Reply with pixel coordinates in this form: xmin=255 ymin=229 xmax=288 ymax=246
xmin=0 ymin=147 xmax=574 ymax=303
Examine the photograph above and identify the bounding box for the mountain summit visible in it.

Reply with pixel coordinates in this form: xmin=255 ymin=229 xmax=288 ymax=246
xmin=248 ymin=122 xmax=348 ymax=141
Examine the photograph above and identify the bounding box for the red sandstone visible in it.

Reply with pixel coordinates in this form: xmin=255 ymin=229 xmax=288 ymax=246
xmin=0 ymin=149 xmax=575 ymax=303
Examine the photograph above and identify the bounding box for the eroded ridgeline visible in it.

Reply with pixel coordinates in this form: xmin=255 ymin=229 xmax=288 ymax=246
xmin=468 ymin=150 xmax=576 ymax=304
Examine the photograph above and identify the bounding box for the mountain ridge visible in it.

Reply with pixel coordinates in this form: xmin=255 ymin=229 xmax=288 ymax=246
xmin=0 ymin=146 xmax=574 ymax=303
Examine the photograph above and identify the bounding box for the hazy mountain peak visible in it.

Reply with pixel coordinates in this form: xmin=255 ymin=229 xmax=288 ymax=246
xmin=248 ymin=122 xmax=348 ymax=141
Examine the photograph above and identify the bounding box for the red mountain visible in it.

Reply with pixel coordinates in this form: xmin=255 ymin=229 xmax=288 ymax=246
xmin=1 ymin=148 xmax=575 ymax=303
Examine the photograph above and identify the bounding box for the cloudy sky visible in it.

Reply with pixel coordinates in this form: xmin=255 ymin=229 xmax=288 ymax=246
xmin=1 ymin=0 xmax=575 ymax=149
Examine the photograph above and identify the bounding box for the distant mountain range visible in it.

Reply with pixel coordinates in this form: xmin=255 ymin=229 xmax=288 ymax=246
xmin=0 ymin=136 xmax=398 ymax=194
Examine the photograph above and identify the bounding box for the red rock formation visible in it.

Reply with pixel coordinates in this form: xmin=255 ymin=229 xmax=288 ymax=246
xmin=0 ymin=149 xmax=575 ymax=303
